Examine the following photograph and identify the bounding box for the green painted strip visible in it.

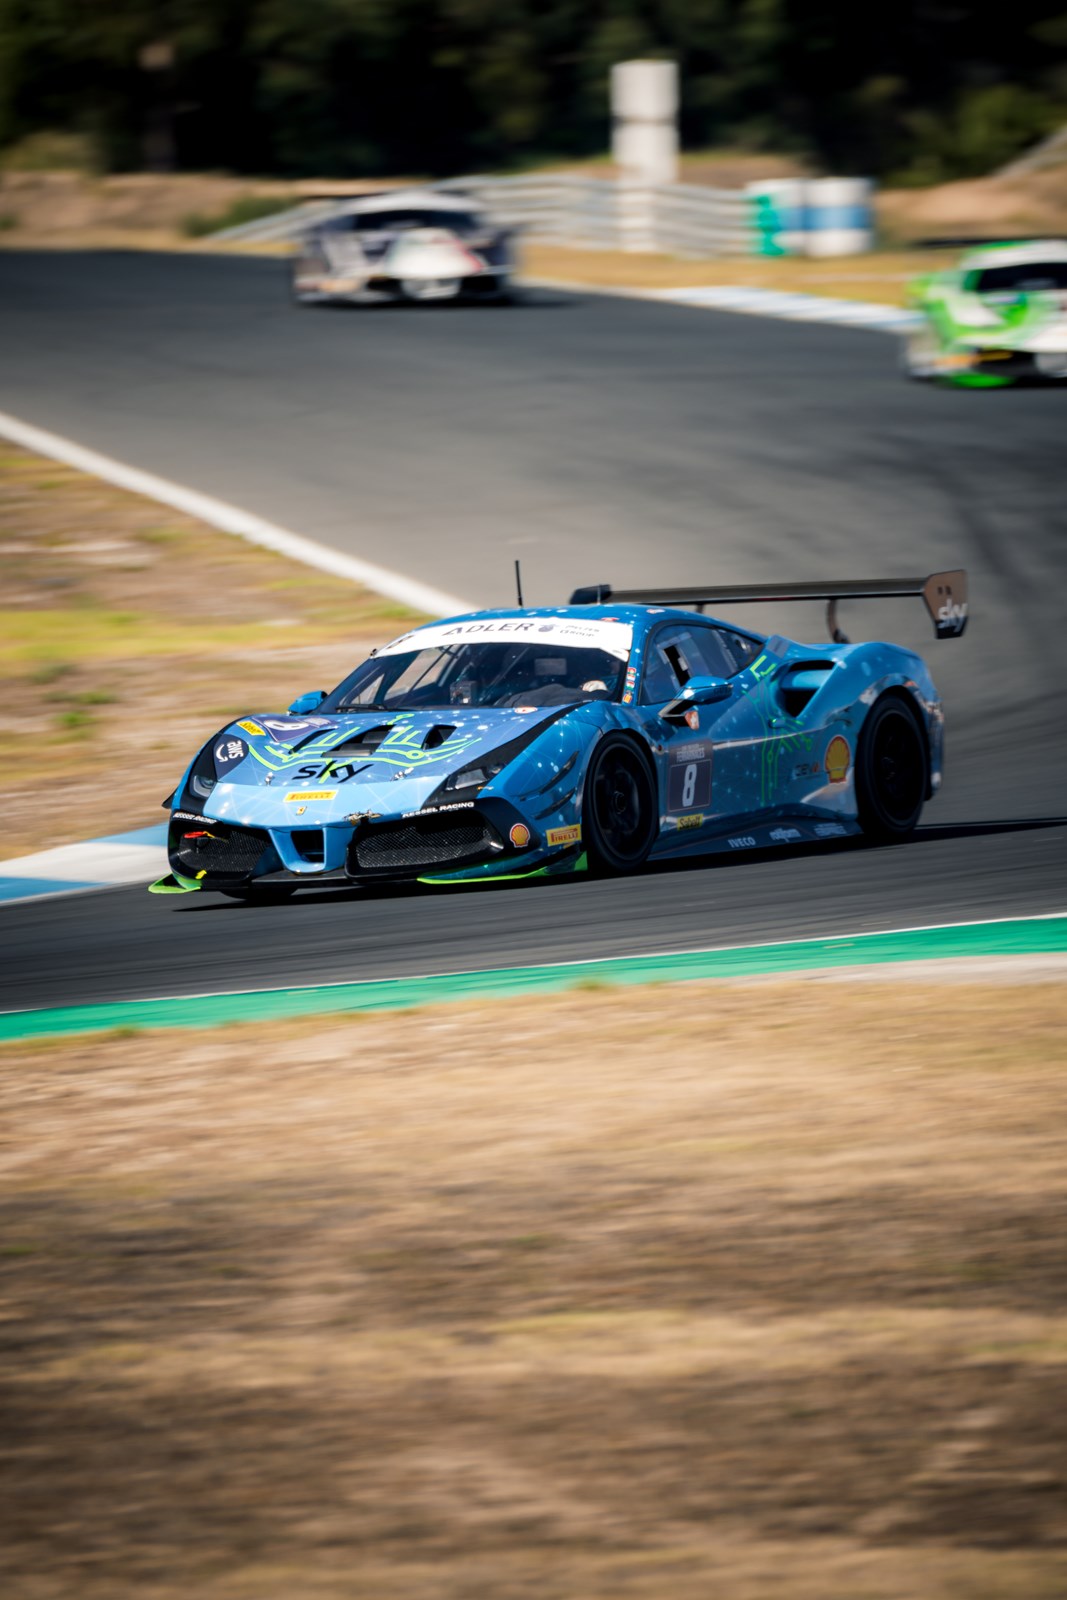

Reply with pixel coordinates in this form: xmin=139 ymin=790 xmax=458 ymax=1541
xmin=1 ymin=914 xmax=1064 ymax=1042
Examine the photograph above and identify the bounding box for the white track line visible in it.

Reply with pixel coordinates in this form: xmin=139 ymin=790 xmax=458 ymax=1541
xmin=160 ymin=909 xmax=1067 ymax=1001
xmin=1 ymin=911 xmax=1061 ymax=1016
xmin=523 ymin=275 xmax=919 ymax=332
xmin=0 ymin=410 xmax=472 ymax=618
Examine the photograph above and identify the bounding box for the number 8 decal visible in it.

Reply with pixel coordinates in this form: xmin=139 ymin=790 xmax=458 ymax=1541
xmin=667 ymin=746 xmax=713 ymax=813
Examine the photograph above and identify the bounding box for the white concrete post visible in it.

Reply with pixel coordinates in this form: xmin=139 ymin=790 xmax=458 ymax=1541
xmin=612 ymin=59 xmax=678 ymax=252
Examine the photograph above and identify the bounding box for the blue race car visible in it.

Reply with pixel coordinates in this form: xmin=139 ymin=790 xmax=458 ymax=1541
xmin=151 ymin=571 xmax=967 ymax=899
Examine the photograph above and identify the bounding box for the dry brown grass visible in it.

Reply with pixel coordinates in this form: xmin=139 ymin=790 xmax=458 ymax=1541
xmin=0 ymin=169 xmax=392 ymax=252
xmin=523 ymin=241 xmax=939 ymax=305
xmin=879 ymin=165 xmax=1067 ymax=245
xmin=0 ymin=444 xmax=424 ymax=856
xmin=1 ymin=979 xmax=1064 ymax=1598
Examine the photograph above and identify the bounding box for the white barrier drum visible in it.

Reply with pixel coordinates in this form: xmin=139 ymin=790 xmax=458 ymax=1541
xmin=803 ymin=178 xmax=873 ymax=256
xmin=747 ymin=177 xmax=873 ymax=257
xmin=746 ymin=179 xmax=807 ymax=256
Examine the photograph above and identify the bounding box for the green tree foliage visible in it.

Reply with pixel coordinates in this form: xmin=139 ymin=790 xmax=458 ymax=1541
xmin=0 ymin=0 xmax=1064 ymax=179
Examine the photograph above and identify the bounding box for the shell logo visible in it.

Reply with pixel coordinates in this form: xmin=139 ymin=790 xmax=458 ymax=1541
xmin=509 ymin=822 xmax=531 ymax=848
xmin=825 ymin=735 xmax=851 ymax=784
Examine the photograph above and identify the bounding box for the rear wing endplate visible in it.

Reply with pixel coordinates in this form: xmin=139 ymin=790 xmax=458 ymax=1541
xmin=569 ymin=571 xmax=968 ymax=642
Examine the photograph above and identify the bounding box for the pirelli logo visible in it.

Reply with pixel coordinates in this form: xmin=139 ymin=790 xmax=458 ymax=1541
xmin=285 ymin=790 xmax=338 ymax=803
xmin=546 ymin=824 xmax=581 ymax=848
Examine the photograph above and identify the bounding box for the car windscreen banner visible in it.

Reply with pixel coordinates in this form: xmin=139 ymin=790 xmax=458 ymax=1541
xmin=379 ymin=617 xmax=634 ymax=660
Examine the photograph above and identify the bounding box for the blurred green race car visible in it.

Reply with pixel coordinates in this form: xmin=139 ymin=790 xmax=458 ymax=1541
xmin=904 ymin=239 xmax=1067 ymax=386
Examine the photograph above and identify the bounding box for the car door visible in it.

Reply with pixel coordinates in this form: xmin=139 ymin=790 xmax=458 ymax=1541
xmin=640 ymin=622 xmax=766 ymax=835
xmin=696 ymin=629 xmax=844 ymax=822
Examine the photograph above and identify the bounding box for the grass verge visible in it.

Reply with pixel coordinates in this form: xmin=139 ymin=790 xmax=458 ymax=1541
xmin=0 ymin=443 xmax=425 ymax=856
xmin=523 ymin=240 xmax=942 ymax=305
xmin=181 ymin=193 xmax=298 ymax=238
xmin=1 ymin=977 xmax=1064 ymax=1598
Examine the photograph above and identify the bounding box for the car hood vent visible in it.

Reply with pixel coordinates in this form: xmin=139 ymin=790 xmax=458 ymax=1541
xmin=327 ymin=722 xmax=457 ymax=755
xmin=323 ymin=723 xmax=395 ymax=754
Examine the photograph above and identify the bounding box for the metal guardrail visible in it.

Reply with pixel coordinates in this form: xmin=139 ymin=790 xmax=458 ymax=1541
xmin=647 ymin=182 xmax=752 ymax=255
xmin=210 ymin=197 xmax=346 ymax=245
xmin=436 ymin=174 xmax=627 ymax=249
xmin=211 ymin=173 xmax=753 ymax=256
xmin=443 ymin=173 xmax=751 ymax=255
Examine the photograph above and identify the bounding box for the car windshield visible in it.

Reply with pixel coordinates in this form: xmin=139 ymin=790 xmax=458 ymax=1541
xmin=974 ymin=261 xmax=1067 ymax=293
xmin=322 ymin=642 xmax=627 ymax=712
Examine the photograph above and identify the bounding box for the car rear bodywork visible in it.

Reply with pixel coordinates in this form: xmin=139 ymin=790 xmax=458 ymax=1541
xmin=292 ymin=188 xmax=515 ymax=305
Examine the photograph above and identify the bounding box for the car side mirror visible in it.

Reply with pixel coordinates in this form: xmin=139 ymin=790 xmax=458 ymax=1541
xmin=288 ymin=689 xmax=327 ymax=714
xmin=660 ymin=675 xmax=733 ymax=722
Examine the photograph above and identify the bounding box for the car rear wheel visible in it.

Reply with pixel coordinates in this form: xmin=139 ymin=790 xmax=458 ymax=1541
xmin=856 ymin=696 xmax=928 ymax=842
xmin=291 ymin=255 xmax=324 ymax=305
xmin=583 ymin=735 xmax=658 ymax=875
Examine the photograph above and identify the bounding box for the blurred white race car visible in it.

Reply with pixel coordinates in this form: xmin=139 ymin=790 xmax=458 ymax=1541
xmin=291 ymin=189 xmax=516 ymax=306
xmin=905 ymin=239 xmax=1067 ymax=385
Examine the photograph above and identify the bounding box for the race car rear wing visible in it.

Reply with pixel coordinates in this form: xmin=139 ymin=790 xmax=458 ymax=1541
xmin=569 ymin=570 xmax=968 ymax=642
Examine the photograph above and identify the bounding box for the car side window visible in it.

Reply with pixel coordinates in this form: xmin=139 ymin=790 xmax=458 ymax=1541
xmin=640 ymin=625 xmax=730 ymax=703
xmin=713 ymin=627 xmax=762 ymax=674
xmin=640 ymin=644 xmax=677 ymax=704
xmin=688 ymin=627 xmax=736 ymax=679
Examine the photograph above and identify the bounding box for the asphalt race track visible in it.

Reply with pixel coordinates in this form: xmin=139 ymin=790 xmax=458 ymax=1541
xmin=0 ymin=250 xmax=1064 ymax=1010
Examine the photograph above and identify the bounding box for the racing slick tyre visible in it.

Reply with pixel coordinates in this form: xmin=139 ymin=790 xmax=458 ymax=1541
xmin=855 ymin=694 xmax=929 ymax=843
xmin=901 ymin=327 xmax=939 ymax=380
xmin=290 ymin=253 xmax=329 ymax=306
xmin=583 ymin=734 xmax=658 ymax=876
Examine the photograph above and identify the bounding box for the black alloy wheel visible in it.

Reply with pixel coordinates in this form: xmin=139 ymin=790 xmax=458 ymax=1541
xmin=584 ymin=735 xmax=658 ymax=875
xmin=856 ymin=696 xmax=929 ymax=841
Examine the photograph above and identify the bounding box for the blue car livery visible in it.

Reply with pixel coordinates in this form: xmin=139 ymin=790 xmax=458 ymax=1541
xmin=152 ymin=571 xmax=967 ymax=898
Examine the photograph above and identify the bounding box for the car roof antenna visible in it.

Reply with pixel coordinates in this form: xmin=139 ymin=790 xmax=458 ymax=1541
xmin=514 ymin=558 xmax=524 ymax=608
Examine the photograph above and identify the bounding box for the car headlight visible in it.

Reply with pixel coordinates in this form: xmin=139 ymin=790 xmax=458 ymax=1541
xmin=427 ymin=726 xmax=550 ymax=805
xmin=441 ymin=763 xmax=497 ymax=793
xmin=178 ymin=727 xmax=250 ymax=809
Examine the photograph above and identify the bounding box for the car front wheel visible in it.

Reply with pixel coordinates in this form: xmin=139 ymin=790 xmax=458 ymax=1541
xmin=901 ymin=326 xmax=940 ymax=380
xmin=583 ymin=735 xmax=658 ymax=875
